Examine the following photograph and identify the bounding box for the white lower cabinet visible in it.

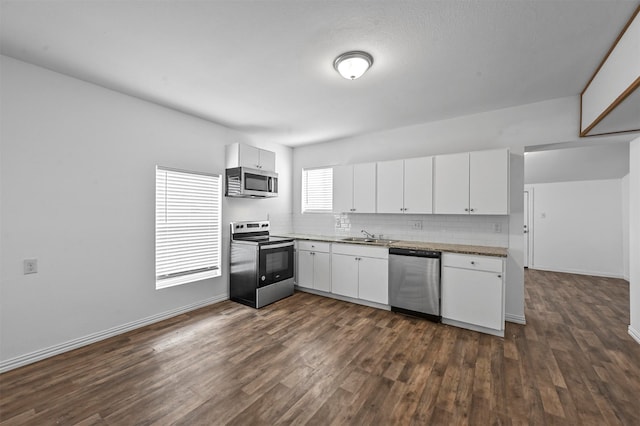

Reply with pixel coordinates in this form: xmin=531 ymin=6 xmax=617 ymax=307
xmin=296 ymin=240 xmax=506 ymax=336
xmin=441 ymin=253 xmax=505 ymax=335
xmin=358 ymin=256 xmax=389 ymax=304
xmin=296 ymin=241 xmax=331 ymax=292
xmin=330 ymin=253 xmax=359 ymax=298
xmin=331 ymin=244 xmax=388 ymax=304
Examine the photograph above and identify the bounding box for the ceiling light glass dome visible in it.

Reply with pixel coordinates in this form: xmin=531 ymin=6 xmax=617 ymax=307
xmin=334 ymin=51 xmax=374 ymax=80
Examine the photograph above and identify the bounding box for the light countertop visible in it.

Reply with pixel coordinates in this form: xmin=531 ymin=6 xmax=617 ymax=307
xmin=275 ymin=233 xmax=508 ymax=258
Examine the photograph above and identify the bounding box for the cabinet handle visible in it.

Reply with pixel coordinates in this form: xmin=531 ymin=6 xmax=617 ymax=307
xmin=470 ymin=208 xmax=475 ymax=212
xmin=497 ymin=274 xmax=502 ymax=278
xmin=470 ymin=261 xmax=475 ymax=265
xmin=464 ymin=208 xmax=469 ymax=212
xmin=400 ymin=208 xmax=403 ymax=211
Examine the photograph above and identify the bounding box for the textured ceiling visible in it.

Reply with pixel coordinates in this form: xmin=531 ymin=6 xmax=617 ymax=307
xmin=1 ymin=0 xmax=637 ymax=146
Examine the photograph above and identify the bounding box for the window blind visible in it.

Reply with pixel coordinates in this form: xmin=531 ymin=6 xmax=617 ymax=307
xmin=302 ymin=167 xmax=333 ymax=212
xmin=155 ymin=166 xmax=221 ymax=289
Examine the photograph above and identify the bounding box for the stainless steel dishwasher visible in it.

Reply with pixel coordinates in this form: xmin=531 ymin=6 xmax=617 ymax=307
xmin=389 ymin=248 xmax=441 ymax=322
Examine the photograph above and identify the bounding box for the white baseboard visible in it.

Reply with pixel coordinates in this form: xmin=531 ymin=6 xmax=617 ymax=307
xmin=295 ymin=286 xmax=390 ymax=311
xmin=629 ymin=326 xmax=640 ymax=345
xmin=505 ymin=313 xmax=526 ymax=325
xmin=441 ymin=318 xmax=504 ymax=338
xmin=0 ymin=294 xmax=228 ymax=373
xmin=529 ymin=266 xmax=625 ymax=280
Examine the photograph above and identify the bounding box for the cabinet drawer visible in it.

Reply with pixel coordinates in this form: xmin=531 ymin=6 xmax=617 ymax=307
xmin=297 ymin=240 xmax=331 ymax=253
xmin=442 ymin=253 xmax=503 ymax=273
xmin=331 ymin=243 xmax=388 ymax=259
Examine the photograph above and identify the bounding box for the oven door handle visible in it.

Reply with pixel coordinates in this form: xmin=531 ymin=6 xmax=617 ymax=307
xmin=260 ymin=242 xmax=294 ymax=250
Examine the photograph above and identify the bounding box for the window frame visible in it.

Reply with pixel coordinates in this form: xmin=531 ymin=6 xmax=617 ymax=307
xmin=155 ymin=165 xmax=222 ymax=289
xmin=301 ymin=166 xmax=334 ymax=213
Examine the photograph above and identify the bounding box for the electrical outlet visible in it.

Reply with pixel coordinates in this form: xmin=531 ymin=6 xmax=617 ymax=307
xmin=24 ymin=259 xmax=38 ymax=274
xmin=409 ymin=220 xmax=422 ymax=230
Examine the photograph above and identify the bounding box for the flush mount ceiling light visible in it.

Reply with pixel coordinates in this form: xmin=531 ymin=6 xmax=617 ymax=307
xmin=333 ymin=51 xmax=374 ymax=80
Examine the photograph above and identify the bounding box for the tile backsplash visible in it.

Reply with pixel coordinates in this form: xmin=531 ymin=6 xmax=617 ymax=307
xmin=293 ymin=212 xmax=509 ymax=247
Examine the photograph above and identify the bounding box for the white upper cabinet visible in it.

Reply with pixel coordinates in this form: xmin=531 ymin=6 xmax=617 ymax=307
xmin=353 ymin=163 xmax=377 ymax=213
xmin=403 ymin=157 xmax=433 ymax=214
xmin=333 ymin=163 xmax=376 ymax=213
xmin=377 ymin=157 xmax=433 ymax=214
xmin=225 ymin=143 xmax=276 ymax=171
xmin=434 ymin=149 xmax=508 ymax=215
xmin=333 ymin=165 xmax=354 ymax=214
xmin=256 ymin=149 xmax=276 ymax=171
xmin=376 ymin=160 xmax=404 ymax=213
xmin=469 ymin=149 xmax=509 ymax=215
xmin=434 ymin=152 xmax=470 ymax=214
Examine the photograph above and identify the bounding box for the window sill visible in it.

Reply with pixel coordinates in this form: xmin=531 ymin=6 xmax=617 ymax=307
xmin=156 ymin=269 xmax=221 ymax=290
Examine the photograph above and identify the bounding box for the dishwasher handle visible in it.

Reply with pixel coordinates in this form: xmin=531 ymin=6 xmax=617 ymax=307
xmin=389 ymin=248 xmax=441 ymax=258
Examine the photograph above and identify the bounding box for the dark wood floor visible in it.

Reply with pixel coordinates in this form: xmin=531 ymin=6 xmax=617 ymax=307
xmin=1 ymin=269 xmax=639 ymax=425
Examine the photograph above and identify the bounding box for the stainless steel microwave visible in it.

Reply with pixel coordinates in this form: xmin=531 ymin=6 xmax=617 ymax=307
xmin=225 ymin=167 xmax=278 ymax=198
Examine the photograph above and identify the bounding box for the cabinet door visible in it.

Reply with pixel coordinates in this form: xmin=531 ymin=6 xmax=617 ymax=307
xmin=376 ymin=160 xmax=404 ymax=214
xmin=313 ymin=252 xmax=331 ymax=293
xmin=297 ymin=251 xmax=315 ymax=289
xmin=404 ymin=156 xmax=433 ymax=214
xmin=333 ymin=165 xmax=353 ymax=213
xmin=434 ymin=152 xmax=469 ymax=214
xmin=469 ymin=149 xmax=508 ymax=215
xmin=258 ymin=149 xmax=276 ymax=171
xmin=331 ymin=254 xmax=359 ymax=298
xmin=353 ymin=163 xmax=377 ymax=213
xmin=441 ymin=267 xmax=503 ymax=330
xmin=358 ymin=257 xmax=389 ymax=304
xmin=238 ymin=144 xmax=261 ymax=169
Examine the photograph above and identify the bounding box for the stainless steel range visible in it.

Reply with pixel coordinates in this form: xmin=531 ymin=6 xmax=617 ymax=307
xmin=229 ymin=221 xmax=294 ymax=308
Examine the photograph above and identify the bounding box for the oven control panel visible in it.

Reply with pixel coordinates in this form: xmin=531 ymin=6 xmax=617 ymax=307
xmin=231 ymin=220 xmax=270 ymax=235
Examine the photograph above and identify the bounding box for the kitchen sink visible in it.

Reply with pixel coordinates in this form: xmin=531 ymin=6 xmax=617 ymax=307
xmin=340 ymin=237 xmax=396 ymax=244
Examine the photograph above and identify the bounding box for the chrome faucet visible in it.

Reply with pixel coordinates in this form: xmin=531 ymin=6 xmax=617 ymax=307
xmin=361 ymin=229 xmax=375 ymax=239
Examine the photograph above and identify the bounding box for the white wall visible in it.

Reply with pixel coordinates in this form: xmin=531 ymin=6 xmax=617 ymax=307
xmin=622 ymin=173 xmax=630 ymax=281
xmin=630 ymin=137 xmax=640 ymax=344
xmin=506 ymin=150 xmax=525 ymax=324
xmin=0 ymin=56 xmax=293 ymax=369
xmin=528 ymin=179 xmax=624 ymax=278
xmin=581 ymin=9 xmax=640 ymax=135
xmin=525 ymin=143 xmax=629 ymax=184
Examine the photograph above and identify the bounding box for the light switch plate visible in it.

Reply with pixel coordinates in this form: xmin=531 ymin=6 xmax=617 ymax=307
xmin=24 ymin=259 xmax=38 ymax=274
